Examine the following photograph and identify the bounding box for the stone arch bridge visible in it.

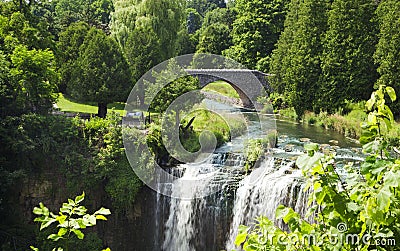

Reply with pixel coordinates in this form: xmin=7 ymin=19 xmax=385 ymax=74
xmin=185 ymin=69 xmax=271 ymax=109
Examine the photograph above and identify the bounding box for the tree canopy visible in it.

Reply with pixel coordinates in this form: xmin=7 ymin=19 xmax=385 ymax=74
xmin=374 ymin=0 xmax=400 ymax=115
xmin=68 ymin=28 xmax=131 ymax=118
xmin=319 ymin=0 xmax=378 ymax=112
xmin=270 ymin=0 xmax=329 ymax=117
xmin=223 ymin=0 xmax=288 ymax=71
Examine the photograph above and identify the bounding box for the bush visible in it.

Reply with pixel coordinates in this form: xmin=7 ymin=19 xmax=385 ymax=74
xmin=0 ymin=113 xmax=145 ymax=249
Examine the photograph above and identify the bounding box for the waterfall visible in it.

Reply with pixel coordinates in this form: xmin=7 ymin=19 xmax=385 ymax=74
xmin=162 ymin=165 xmax=210 ymax=251
xmin=161 ymin=152 xmax=236 ymax=251
xmin=225 ymin=158 xmax=310 ymax=251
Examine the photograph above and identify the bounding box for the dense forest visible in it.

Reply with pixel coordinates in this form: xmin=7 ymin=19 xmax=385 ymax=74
xmin=1 ymin=0 xmax=400 ymax=250
xmin=1 ymin=0 xmax=399 ymax=118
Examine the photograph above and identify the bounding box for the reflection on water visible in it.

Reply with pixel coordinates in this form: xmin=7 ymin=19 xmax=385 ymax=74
xmin=275 ymin=118 xmax=359 ymax=148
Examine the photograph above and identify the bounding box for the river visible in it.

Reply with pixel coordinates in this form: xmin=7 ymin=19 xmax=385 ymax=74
xmin=119 ymin=100 xmax=362 ymax=251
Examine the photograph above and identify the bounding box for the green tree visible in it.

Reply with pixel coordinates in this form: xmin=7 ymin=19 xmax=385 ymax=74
xmin=320 ymin=0 xmax=379 ymax=112
xmin=223 ymin=0 xmax=288 ymax=70
xmin=0 ymin=51 xmax=18 ymax=117
xmin=147 ymin=65 xmax=199 ymax=113
xmin=56 ymin=22 xmax=90 ymax=93
xmin=10 ymin=45 xmax=58 ymax=114
xmin=195 ymin=7 xmax=235 ymax=55
xmin=123 ymin=22 xmax=160 ymax=106
xmin=269 ymin=0 xmax=301 ymax=95
xmin=68 ymin=28 xmax=131 ymax=118
xmin=176 ymin=28 xmax=199 ymax=55
xmin=0 ymin=5 xmax=58 ymax=116
xmin=196 ymin=23 xmax=231 ymax=54
xmin=187 ymin=0 xmax=226 ymax=17
xmin=187 ymin=8 xmax=202 ymax=34
xmin=0 ymin=10 xmax=54 ymax=53
xmin=30 ymin=0 xmax=59 ymax=38
xmin=374 ymin=0 xmax=400 ymax=116
xmin=53 ymin=0 xmax=114 ymax=32
xmin=145 ymin=60 xmax=201 ymax=125
xmin=202 ymin=7 xmax=235 ymax=29
xmin=111 ymin=0 xmax=185 ymax=105
xmin=111 ymin=0 xmax=184 ymax=60
xmin=270 ymin=0 xmax=330 ymax=118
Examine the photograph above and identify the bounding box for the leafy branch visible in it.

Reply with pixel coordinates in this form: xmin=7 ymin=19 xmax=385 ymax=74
xmin=30 ymin=192 xmax=111 ymax=251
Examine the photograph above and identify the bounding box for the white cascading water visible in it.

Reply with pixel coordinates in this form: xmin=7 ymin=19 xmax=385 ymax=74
xmin=162 ymin=160 xmax=218 ymax=251
xmin=225 ymin=158 xmax=311 ymax=251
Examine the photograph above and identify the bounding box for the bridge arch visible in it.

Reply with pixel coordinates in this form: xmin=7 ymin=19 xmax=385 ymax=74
xmin=185 ymin=69 xmax=271 ymax=109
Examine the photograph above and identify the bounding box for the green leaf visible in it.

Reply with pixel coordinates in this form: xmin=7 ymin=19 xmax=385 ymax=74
xmin=30 ymin=246 xmax=39 ymax=251
xmin=282 ymin=208 xmax=296 ymax=223
xmin=377 ymin=187 xmax=391 ymax=212
xmin=74 ymin=206 xmax=87 ymax=216
xmin=234 ymin=225 xmax=249 ymax=246
xmin=33 ymin=207 xmax=43 ymax=215
xmin=72 ymin=229 xmax=84 ymax=239
xmin=39 ymin=203 xmax=50 ymax=216
xmin=96 ymin=215 xmax=108 ymax=221
xmin=60 ymin=207 xmax=70 ymax=214
xmin=76 ymin=218 xmax=87 ymax=229
xmin=362 ymin=141 xmax=379 ymax=153
xmin=296 ymin=152 xmax=324 ymax=170
xmin=57 ymin=227 xmax=68 ymax=237
xmin=67 ymin=199 xmax=75 ymax=206
xmin=48 ymin=234 xmax=62 ymax=242
xmin=40 ymin=218 xmax=57 ymax=230
xmin=385 ymin=171 xmax=400 ymax=187
xmin=347 ymin=202 xmax=361 ymax=212
xmin=366 ymin=93 xmax=375 ymax=110
xmin=386 ymin=86 xmax=396 ymax=101
xmin=94 ymin=207 xmax=111 ymax=215
xmin=75 ymin=192 xmax=85 ymax=204
xmin=56 ymin=215 xmax=67 ymax=224
xmin=275 ymin=205 xmax=289 ymax=219
xmin=311 ymin=163 xmax=324 ymax=175
xmin=84 ymin=215 xmax=96 ymax=226
xmin=315 ymin=187 xmax=327 ymax=205
xmin=383 ymin=118 xmax=392 ymax=131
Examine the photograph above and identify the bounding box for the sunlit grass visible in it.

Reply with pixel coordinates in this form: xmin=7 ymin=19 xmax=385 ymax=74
xmin=179 ymin=107 xmax=247 ymax=152
xmin=56 ymin=93 xmax=126 ymax=115
xmin=202 ymin=81 xmax=240 ymax=99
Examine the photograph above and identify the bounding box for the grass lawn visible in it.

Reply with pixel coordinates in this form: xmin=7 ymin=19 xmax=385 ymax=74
xmin=202 ymin=81 xmax=240 ymax=99
xmin=56 ymin=93 xmax=126 ymax=115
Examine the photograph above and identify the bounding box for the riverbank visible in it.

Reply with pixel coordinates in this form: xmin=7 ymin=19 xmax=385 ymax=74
xmin=278 ymin=107 xmax=400 ymax=145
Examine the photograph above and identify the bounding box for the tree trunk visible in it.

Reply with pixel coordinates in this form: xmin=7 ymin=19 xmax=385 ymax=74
xmin=98 ymin=103 xmax=107 ymax=118
xmin=184 ymin=117 xmax=196 ymax=131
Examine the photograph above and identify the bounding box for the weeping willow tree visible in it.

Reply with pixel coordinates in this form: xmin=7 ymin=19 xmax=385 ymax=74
xmin=110 ymin=0 xmax=185 ymax=105
xmin=111 ymin=0 xmax=185 ymax=66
